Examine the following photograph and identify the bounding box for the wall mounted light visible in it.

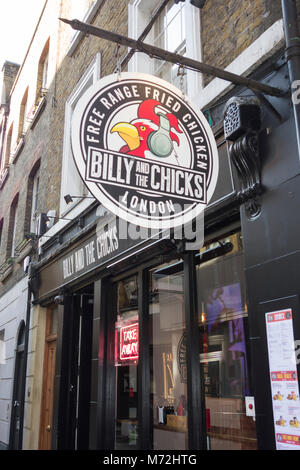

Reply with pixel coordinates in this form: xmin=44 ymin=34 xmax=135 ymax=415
xmin=24 ymin=232 xmax=38 ymax=241
xmin=64 ymin=194 xmax=95 ymax=205
xmin=64 ymin=194 xmax=73 ymax=205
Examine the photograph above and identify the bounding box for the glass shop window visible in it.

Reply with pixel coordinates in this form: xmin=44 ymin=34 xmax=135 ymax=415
xmin=196 ymin=232 xmax=257 ymax=450
xmin=115 ymin=276 xmax=139 ymax=450
xmin=149 ymin=261 xmax=188 ymax=450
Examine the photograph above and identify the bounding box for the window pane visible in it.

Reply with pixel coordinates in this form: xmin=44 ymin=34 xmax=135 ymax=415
xmin=165 ymin=3 xmax=184 ymax=52
xmin=149 ymin=262 xmax=188 ymax=450
xmin=11 ymin=204 xmax=18 ymax=257
xmin=42 ymin=53 xmax=49 ymax=89
xmin=50 ymin=307 xmax=58 ymax=336
xmin=115 ymin=276 xmax=139 ymax=449
xmin=30 ymin=170 xmax=40 ymax=233
xmin=152 ymin=0 xmax=186 ymax=88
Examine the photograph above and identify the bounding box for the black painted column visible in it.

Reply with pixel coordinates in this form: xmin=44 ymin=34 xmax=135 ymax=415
xmin=183 ymin=252 xmax=207 ymax=450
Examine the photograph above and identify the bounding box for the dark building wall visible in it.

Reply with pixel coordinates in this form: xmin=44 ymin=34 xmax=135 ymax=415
xmin=237 ymin=68 xmax=300 ymax=448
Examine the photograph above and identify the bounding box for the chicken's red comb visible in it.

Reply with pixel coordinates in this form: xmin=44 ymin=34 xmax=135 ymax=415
xmin=137 ymin=99 xmax=182 ymax=140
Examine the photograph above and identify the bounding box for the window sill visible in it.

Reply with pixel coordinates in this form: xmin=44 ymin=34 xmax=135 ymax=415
xmin=29 ymin=96 xmax=47 ymax=130
xmin=10 ymin=137 xmax=25 ymax=164
xmin=14 ymin=239 xmax=35 ymax=264
xmin=0 ymin=168 xmax=9 ymax=189
xmin=67 ymin=0 xmax=104 ymax=57
xmin=0 ymin=259 xmax=14 ymax=283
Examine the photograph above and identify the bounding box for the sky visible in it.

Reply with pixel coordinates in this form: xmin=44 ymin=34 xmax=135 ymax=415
xmin=0 ymin=0 xmax=45 ymax=69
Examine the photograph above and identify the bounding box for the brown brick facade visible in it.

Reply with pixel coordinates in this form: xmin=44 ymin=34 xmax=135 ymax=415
xmin=0 ymin=0 xmax=293 ymax=296
xmin=201 ymin=0 xmax=296 ymax=86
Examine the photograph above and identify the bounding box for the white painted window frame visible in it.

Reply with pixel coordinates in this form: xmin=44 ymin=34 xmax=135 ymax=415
xmin=128 ymin=0 xmax=202 ymax=100
xmin=129 ymin=3 xmax=284 ymax=112
xmin=67 ymin=0 xmax=104 ymax=57
xmin=11 ymin=203 xmax=18 ymax=258
xmin=30 ymin=169 xmax=40 ymax=233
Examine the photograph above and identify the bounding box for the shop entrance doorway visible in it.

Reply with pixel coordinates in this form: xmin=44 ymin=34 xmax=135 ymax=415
xmin=114 ymin=276 xmax=139 ymax=449
xmin=105 ymin=230 xmax=257 ymax=450
xmin=57 ymin=284 xmax=94 ymax=450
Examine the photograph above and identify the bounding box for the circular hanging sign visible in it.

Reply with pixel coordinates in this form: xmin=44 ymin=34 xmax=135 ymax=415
xmin=71 ymin=73 xmax=219 ymax=229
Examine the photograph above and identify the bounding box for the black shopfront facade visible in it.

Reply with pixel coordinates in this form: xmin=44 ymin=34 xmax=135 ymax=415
xmin=32 ymin=56 xmax=300 ymax=451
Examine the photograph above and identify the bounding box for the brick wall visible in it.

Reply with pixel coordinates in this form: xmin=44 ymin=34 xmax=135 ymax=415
xmin=201 ymin=0 xmax=289 ymax=86
xmin=46 ymin=0 xmax=129 ymax=219
xmin=0 ymin=0 xmax=59 ymax=297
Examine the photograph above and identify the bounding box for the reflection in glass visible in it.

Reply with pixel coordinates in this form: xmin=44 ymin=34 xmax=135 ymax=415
xmin=197 ymin=232 xmax=257 ymax=450
xmin=115 ymin=276 xmax=139 ymax=450
xmin=150 ymin=262 xmax=188 ymax=450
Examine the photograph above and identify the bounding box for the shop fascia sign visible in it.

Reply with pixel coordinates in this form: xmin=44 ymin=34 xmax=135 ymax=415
xmin=71 ymin=73 xmax=219 ymax=230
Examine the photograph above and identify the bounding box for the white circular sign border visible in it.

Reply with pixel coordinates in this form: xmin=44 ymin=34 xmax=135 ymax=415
xmin=71 ymin=72 xmax=219 ymax=230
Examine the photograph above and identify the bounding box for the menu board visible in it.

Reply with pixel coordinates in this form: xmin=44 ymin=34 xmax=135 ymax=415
xmin=266 ymin=309 xmax=300 ymax=450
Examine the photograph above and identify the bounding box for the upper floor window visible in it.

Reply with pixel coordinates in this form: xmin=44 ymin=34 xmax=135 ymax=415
xmin=8 ymin=194 xmax=19 ymax=258
xmin=42 ymin=52 xmax=49 ymax=90
xmin=36 ymin=39 xmax=50 ymax=103
xmin=128 ymin=0 xmax=201 ymax=99
xmin=18 ymin=87 xmax=29 ymax=138
xmin=23 ymin=160 xmax=41 ymax=236
xmin=30 ymin=168 xmax=40 ymax=233
xmin=153 ymin=1 xmax=186 ymax=88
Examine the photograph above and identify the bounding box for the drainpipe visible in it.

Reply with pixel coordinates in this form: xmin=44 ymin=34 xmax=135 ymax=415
xmin=282 ymin=0 xmax=300 ymax=159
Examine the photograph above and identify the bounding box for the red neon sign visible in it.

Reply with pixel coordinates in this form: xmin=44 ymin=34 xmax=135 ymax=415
xmin=120 ymin=323 xmax=139 ymax=362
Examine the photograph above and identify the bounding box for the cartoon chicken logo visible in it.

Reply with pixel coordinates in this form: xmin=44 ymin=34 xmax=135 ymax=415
xmin=110 ymin=99 xmax=182 ymax=162
xmin=71 ymin=72 xmax=219 ymax=230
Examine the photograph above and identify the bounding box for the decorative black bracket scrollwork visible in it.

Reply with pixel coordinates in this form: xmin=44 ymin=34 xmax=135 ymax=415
xmin=224 ymin=96 xmax=262 ymax=218
xmin=228 ymin=131 xmax=262 ymax=217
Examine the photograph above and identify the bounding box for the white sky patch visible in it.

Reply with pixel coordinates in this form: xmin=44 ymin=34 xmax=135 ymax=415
xmin=0 ymin=0 xmax=45 ymax=68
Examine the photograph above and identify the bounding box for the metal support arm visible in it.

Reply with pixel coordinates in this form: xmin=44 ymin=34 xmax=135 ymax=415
xmin=59 ymin=18 xmax=285 ymax=98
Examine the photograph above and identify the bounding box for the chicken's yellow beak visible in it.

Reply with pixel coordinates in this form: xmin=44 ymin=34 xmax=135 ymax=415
xmin=110 ymin=122 xmax=140 ymax=151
